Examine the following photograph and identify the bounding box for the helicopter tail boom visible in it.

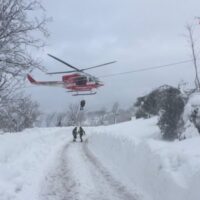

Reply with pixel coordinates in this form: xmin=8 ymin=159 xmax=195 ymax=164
xmin=27 ymin=74 xmax=36 ymax=83
xmin=27 ymin=74 xmax=64 ymax=88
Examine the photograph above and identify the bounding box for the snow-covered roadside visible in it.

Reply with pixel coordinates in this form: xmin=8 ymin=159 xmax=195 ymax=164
xmin=0 ymin=127 xmax=71 ymax=200
xmin=88 ymin=117 xmax=200 ymax=200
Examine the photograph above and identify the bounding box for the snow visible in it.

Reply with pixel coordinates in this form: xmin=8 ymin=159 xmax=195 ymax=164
xmin=183 ymin=92 xmax=200 ymax=120
xmin=181 ymin=92 xmax=200 ymax=138
xmin=0 ymin=127 xmax=71 ymax=200
xmin=0 ymin=117 xmax=200 ymax=200
xmin=87 ymin=117 xmax=200 ymax=200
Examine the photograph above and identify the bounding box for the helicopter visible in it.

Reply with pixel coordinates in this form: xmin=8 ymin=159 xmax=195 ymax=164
xmin=27 ymin=54 xmax=116 ymax=96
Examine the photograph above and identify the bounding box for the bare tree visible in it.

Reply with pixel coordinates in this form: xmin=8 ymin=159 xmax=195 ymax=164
xmin=0 ymin=94 xmax=41 ymax=132
xmin=0 ymin=0 xmax=49 ymax=73
xmin=117 ymin=108 xmax=132 ymax=123
xmin=45 ymin=112 xmax=56 ymax=127
xmin=111 ymin=102 xmax=119 ymax=124
xmin=56 ymin=112 xmax=66 ymax=127
xmin=96 ymin=107 xmax=107 ymax=125
xmin=0 ymin=0 xmax=49 ymax=131
xmin=186 ymin=24 xmax=200 ymax=91
xmin=66 ymin=103 xmax=80 ymax=126
xmin=0 ymin=0 xmax=49 ymax=104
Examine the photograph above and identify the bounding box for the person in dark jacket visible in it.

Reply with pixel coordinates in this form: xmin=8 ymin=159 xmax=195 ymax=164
xmin=72 ymin=127 xmax=78 ymax=142
xmin=78 ymin=126 xmax=85 ymax=142
xmin=80 ymin=100 xmax=86 ymax=110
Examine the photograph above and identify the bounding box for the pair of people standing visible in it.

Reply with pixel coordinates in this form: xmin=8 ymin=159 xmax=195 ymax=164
xmin=72 ymin=126 xmax=85 ymax=142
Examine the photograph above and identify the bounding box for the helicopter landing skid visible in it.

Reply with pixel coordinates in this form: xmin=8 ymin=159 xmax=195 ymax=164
xmin=72 ymin=92 xmax=97 ymax=96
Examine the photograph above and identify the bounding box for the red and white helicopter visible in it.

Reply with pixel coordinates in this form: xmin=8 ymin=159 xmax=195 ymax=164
xmin=27 ymin=54 xmax=116 ymax=96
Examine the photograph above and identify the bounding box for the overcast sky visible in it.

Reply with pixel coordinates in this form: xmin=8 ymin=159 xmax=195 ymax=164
xmin=24 ymin=0 xmax=200 ymax=113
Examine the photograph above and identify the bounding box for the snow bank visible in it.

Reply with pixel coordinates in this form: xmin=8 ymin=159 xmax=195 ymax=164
xmin=183 ymin=92 xmax=200 ymax=121
xmin=88 ymin=117 xmax=200 ymax=200
xmin=0 ymin=127 xmax=71 ymax=200
xmin=181 ymin=92 xmax=200 ymax=138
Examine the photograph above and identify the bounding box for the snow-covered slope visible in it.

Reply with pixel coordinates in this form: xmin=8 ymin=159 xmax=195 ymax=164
xmin=88 ymin=117 xmax=200 ymax=200
xmin=0 ymin=117 xmax=200 ymax=200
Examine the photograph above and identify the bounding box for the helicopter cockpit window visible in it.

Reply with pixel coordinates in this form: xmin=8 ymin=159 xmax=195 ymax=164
xmin=75 ymin=76 xmax=87 ymax=86
xmin=93 ymin=77 xmax=99 ymax=83
xmin=88 ymin=77 xmax=93 ymax=82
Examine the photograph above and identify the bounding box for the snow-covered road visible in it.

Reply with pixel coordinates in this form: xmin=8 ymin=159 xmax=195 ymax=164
xmin=40 ymin=140 xmax=137 ymax=200
xmin=1 ymin=118 xmax=200 ymax=200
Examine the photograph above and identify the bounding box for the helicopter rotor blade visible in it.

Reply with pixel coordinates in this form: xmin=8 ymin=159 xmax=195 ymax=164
xmin=48 ymin=54 xmax=81 ymax=71
xmin=81 ymin=61 xmax=117 ymax=71
xmin=46 ymin=70 xmax=77 ymax=75
xmin=47 ymin=53 xmax=116 ymax=75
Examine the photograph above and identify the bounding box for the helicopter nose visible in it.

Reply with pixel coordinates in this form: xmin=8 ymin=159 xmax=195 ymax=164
xmin=96 ymin=81 xmax=104 ymax=87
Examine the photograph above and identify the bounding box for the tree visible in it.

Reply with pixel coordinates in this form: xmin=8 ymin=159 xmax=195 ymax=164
xmin=56 ymin=112 xmax=66 ymax=127
xmin=96 ymin=107 xmax=107 ymax=125
xmin=66 ymin=103 xmax=80 ymax=126
xmin=186 ymin=24 xmax=200 ymax=91
xmin=45 ymin=112 xmax=57 ymax=127
xmin=0 ymin=0 xmax=49 ymax=105
xmin=0 ymin=94 xmax=41 ymax=132
xmin=134 ymin=85 xmax=185 ymax=140
xmin=117 ymin=108 xmax=132 ymax=123
xmin=158 ymin=93 xmax=185 ymax=140
xmin=45 ymin=112 xmax=65 ymax=127
xmin=111 ymin=102 xmax=119 ymax=124
xmin=0 ymin=0 xmax=48 ymax=73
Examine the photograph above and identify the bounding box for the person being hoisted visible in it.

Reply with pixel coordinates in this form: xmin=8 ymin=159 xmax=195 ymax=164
xmin=80 ymin=100 xmax=86 ymax=110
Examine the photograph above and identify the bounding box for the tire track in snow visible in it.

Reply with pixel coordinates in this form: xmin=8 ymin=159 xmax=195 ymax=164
xmin=40 ymin=140 xmax=139 ymax=200
xmin=39 ymin=143 xmax=79 ymax=200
